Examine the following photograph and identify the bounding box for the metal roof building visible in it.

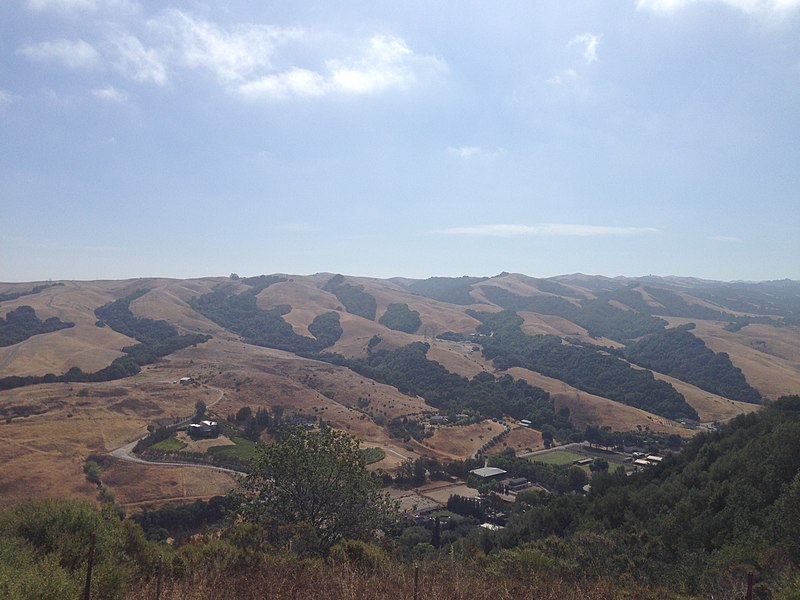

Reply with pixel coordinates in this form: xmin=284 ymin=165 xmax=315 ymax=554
xmin=470 ymin=467 xmax=508 ymax=478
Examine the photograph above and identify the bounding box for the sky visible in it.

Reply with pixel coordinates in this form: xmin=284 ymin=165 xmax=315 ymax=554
xmin=2 ymin=0 xmax=799 ymax=282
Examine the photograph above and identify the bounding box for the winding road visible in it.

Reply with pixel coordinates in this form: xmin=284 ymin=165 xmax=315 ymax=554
xmin=106 ymin=386 xmax=246 ymax=475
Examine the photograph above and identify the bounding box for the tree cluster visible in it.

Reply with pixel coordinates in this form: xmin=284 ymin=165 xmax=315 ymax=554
xmin=406 ymin=276 xmax=487 ymax=305
xmin=190 ymin=288 xmax=340 ymax=354
xmin=469 ymin=310 xmax=698 ymax=421
xmin=488 ymin=396 xmax=800 ymax=594
xmin=378 ymin=303 xmax=422 ymax=333
xmin=326 ymin=341 xmax=569 ymax=433
xmin=0 ymin=305 xmax=74 ymax=347
xmin=624 ymin=326 xmax=761 ymax=403
xmin=323 ymin=275 xmax=377 ymax=321
xmin=238 ymin=427 xmax=397 ymax=553
xmin=480 ymin=286 xmax=667 ymax=342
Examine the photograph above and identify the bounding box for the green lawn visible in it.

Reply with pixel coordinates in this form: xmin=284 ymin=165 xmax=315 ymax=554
xmin=361 ymin=447 xmax=386 ymax=465
xmin=151 ymin=435 xmax=187 ymax=452
xmin=207 ymin=436 xmax=257 ymax=462
xmin=529 ymin=450 xmax=586 ymax=466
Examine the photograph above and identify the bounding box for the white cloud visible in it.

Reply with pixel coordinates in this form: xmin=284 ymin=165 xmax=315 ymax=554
xmin=637 ymin=0 xmax=800 ymax=17
xmin=238 ymin=34 xmax=445 ymax=100
xmin=107 ymin=33 xmax=167 ymax=84
xmin=18 ymin=38 xmax=99 ymax=69
xmin=436 ymin=224 xmax=659 ymax=236
xmin=148 ymin=10 xmax=300 ymax=84
xmin=239 ymin=68 xmax=326 ymax=98
xmin=91 ymin=85 xmax=128 ymax=102
xmin=568 ymin=33 xmax=601 ymax=65
xmin=18 ymin=9 xmax=444 ymax=99
xmin=547 ymin=33 xmax=600 ymax=87
xmin=710 ymin=235 xmax=744 ymax=243
xmin=447 ymin=146 xmax=503 ymax=160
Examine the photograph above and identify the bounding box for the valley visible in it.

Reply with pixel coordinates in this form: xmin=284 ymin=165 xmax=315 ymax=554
xmin=1 ymin=273 xmax=798 ymax=510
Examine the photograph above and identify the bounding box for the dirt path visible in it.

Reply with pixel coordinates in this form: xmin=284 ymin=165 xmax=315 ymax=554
xmin=516 ymin=441 xmax=584 ymax=459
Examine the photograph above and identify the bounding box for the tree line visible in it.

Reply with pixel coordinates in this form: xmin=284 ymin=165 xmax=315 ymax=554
xmin=0 ymin=290 xmax=208 ymax=391
xmin=623 ymin=325 xmax=761 ymax=403
xmin=0 ymin=305 xmax=74 ymax=347
xmin=468 ymin=310 xmax=698 ymax=421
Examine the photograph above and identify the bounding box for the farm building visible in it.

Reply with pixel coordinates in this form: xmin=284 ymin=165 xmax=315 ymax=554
xmin=189 ymin=420 xmax=219 ymax=438
xmin=470 ymin=466 xmax=507 ymax=480
xmin=504 ymin=477 xmax=530 ymax=492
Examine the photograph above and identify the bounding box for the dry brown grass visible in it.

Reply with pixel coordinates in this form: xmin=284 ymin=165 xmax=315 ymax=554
xmin=102 ymin=460 xmax=236 ymax=508
xmin=424 ymin=339 xmax=493 ymax=378
xmin=2 ymin=276 xmax=797 ymax=508
xmin=487 ymin=425 xmax=544 ymax=456
xmin=665 ymin=318 xmax=800 ymax=400
xmin=505 ymin=367 xmax=690 ymax=436
xmin=649 ymin=371 xmax=760 ymax=422
xmin=419 ymin=420 xmax=506 ymax=459
xmin=518 ymin=311 xmax=622 ymax=348
xmin=125 ymin=559 xmax=693 ymax=600
xmin=0 ymin=281 xmax=135 ymax=376
xmin=0 ymin=373 xmax=224 ymax=505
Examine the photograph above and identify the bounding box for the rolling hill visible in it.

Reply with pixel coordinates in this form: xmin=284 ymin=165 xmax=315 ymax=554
xmin=0 ymin=272 xmax=798 ymax=507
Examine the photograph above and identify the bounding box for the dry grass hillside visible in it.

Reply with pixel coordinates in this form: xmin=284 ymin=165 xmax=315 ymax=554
xmin=665 ymin=317 xmax=800 ymax=399
xmin=2 ymin=273 xmax=798 ymax=506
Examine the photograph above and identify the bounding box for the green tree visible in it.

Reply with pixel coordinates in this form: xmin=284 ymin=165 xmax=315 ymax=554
xmin=541 ymin=424 xmax=555 ymax=449
xmin=238 ymin=427 xmax=397 ymax=554
xmin=193 ymin=399 xmax=206 ymax=423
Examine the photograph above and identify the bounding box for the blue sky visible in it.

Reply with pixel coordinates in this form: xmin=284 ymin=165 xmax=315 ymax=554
xmin=2 ymin=0 xmax=799 ymax=282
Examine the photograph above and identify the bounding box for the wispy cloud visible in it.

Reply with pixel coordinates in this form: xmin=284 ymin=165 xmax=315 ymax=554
xmin=637 ymin=0 xmax=800 ymax=18
xmin=26 ymin=0 xmax=138 ymax=14
xmin=568 ymin=33 xmax=601 ymax=65
xmin=19 ymin=6 xmax=445 ymax=100
xmin=18 ymin=39 xmax=99 ymax=69
xmin=238 ymin=34 xmax=445 ymax=100
xmin=435 ymin=224 xmax=659 ymax=237
xmin=148 ymin=10 xmax=299 ymax=84
xmin=548 ymin=33 xmax=601 ymax=87
xmin=91 ymin=85 xmax=128 ymax=102
xmin=106 ymin=32 xmax=166 ymax=84
xmin=447 ymin=146 xmax=503 ymax=160
xmin=710 ymin=235 xmax=743 ymax=243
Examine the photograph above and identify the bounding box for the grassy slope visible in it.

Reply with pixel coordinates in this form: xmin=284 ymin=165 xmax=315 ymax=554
xmin=1 ymin=274 xmax=798 ymax=507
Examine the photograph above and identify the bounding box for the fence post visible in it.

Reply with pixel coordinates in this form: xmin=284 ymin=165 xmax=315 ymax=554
xmin=746 ymin=572 xmax=754 ymax=600
xmin=413 ymin=563 xmax=419 ymax=600
xmin=83 ymin=532 xmax=96 ymax=600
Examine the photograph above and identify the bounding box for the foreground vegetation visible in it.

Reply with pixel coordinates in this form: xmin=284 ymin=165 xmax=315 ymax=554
xmin=3 ymin=398 xmax=800 ymax=599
